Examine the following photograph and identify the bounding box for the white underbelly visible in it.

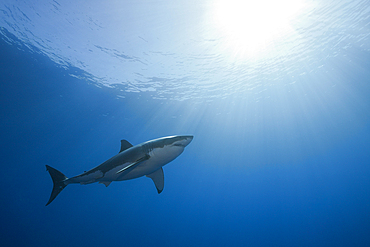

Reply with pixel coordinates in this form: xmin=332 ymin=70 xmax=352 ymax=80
xmin=116 ymin=157 xmax=167 ymax=180
xmin=99 ymin=146 xmax=184 ymax=182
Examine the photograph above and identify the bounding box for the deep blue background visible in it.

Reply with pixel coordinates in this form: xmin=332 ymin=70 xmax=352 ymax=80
xmin=1 ymin=30 xmax=370 ymax=247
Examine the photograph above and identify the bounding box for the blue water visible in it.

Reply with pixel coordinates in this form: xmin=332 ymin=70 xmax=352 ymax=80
xmin=1 ymin=1 xmax=370 ymax=247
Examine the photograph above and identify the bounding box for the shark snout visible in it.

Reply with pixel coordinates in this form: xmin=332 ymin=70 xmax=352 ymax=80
xmin=180 ymin=135 xmax=193 ymax=147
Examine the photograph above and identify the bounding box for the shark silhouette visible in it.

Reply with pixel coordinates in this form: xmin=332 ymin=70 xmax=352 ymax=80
xmin=46 ymin=135 xmax=193 ymax=205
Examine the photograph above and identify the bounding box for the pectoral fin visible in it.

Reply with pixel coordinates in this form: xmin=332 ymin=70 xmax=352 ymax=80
xmin=116 ymin=155 xmax=150 ymax=175
xmin=146 ymin=168 xmax=164 ymax=194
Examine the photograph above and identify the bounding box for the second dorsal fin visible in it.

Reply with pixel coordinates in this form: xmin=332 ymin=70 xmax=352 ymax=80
xmin=119 ymin=140 xmax=133 ymax=153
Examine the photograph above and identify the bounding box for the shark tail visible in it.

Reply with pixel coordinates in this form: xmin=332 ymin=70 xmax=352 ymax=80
xmin=45 ymin=165 xmax=68 ymax=206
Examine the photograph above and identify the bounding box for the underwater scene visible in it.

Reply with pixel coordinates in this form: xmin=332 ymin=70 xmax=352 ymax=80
xmin=1 ymin=1 xmax=370 ymax=246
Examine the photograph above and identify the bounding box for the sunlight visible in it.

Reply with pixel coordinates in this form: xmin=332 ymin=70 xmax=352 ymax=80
xmin=211 ymin=0 xmax=305 ymax=58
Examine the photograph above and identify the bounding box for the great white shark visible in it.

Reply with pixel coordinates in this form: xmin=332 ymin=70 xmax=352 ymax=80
xmin=45 ymin=135 xmax=193 ymax=205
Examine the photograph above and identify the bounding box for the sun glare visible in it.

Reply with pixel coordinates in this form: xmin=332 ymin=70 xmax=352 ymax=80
xmin=211 ymin=0 xmax=305 ymax=58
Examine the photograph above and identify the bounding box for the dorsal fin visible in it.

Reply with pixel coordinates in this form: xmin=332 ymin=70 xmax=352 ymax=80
xmin=119 ymin=140 xmax=133 ymax=153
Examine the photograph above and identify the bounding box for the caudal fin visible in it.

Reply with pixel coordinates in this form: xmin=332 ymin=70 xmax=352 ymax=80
xmin=45 ymin=165 xmax=68 ymax=206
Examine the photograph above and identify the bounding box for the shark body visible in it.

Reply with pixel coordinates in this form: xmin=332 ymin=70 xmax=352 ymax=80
xmin=46 ymin=135 xmax=193 ymax=205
